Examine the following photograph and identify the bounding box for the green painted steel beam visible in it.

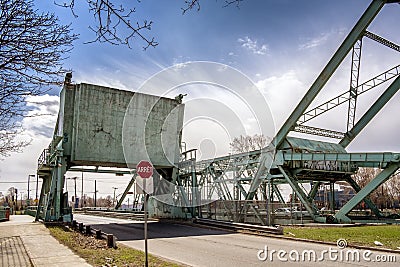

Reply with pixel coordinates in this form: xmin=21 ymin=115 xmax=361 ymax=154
xmin=242 ymin=0 xmax=386 ymax=204
xmin=308 ymin=182 xmax=321 ymax=200
xmin=274 ymin=0 xmax=385 ymax=148
xmin=55 ymin=157 xmax=67 ymax=220
xmin=176 ymin=176 xmax=190 ymax=207
xmin=283 ymin=152 xmax=400 ymax=163
xmin=340 ymin=75 xmax=400 ymax=147
xmin=335 ymin=162 xmax=400 ymax=223
xmin=245 ymin=150 xmax=274 ymax=201
xmin=298 ymin=65 xmax=400 ymax=125
xmin=69 ymin=167 xmax=132 ymax=175
xmin=272 ymin=184 xmax=285 ymax=203
xmin=345 ymin=176 xmax=382 ymax=217
xmin=330 ymin=182 xmax=335 ymax=212
xmin=115 ymin=175 xmax=136 ymax=209
xmin=278 ymin=166 xmax=319 ymax=220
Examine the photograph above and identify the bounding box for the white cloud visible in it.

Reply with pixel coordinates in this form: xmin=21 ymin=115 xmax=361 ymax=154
xmin=238 ymin=36 xmax=269 ymax=55
xmin=298 ymin=28 xmax=347 ymax=50
xmin=0 ymin=95 xmax=59 ymax=193
xmin=256 ymin=71 xmax=306 ymax=129
xmin=24 ymin=95 xmax=60 ymax=138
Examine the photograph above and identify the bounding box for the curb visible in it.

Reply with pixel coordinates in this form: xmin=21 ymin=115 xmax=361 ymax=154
xmin=168 ymin=219 xmax=400 ymax=255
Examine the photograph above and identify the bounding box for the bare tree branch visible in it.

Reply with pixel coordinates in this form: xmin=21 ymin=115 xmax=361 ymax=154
xmin=353 ymin=168 xmax=399 ymax=209
xmin=223 ymin=0 xmax=243 ymax=8
xmin=230 ymin=134 xmax=269 ymax=154
xmin=55 ymin=0 xmax=158 ymax=50
xmin=182 ymin=0 xmax=243 ymax=14
xmin=54 ymin=0 xmax=245 ymax=49
xmin=0 ymin=0 xmax=77 ymax=157
xmin=182 ymin=0 xmax=200 ymax=14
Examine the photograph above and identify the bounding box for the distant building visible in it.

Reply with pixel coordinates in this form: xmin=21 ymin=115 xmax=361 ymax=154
xmin=314 ymin=184 xmax=356 ymax=209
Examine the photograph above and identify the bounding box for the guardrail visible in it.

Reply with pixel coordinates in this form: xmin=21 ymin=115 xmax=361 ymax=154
xmin=193 ymin=218 xmax=284 ymax=235
xmin=71 ymin=220 xmax=117 ymax=248
xmin=74 ymin=209 xmax=283 ymax=235
xmin=77 ymin=210 xmax=147 ymax=221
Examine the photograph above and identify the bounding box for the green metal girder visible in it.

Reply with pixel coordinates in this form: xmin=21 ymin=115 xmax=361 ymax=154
xmin=308 ymin=182 xmax=321 ymax=200
xmin=340 ymin=75 xmax=400 ymax=147
xmin=245 ymin=149 xmax=274 ymax=201
xmin=274 ymin=0 xmax=385 ymax=148
xmin=272 ymin=184 xmax=285 ymax=203
xmin=278 ymin=166 xmax=322 ymax=222
xmin=335 ymin=162 xmax=400 ymax=223
xmin=68 ymin=167 xmax=132 ymax=175
xmin=115 ymin=175 xmax=136 ymax=209
xmin=55 ymin=157 xmax=67 ymax=220
xmin=345 ymin=176 xmax=382 ymax=218
xmin=283 ymin=152 xmax=399 ymax=163
xmin=244 ymin=0 xmax=387 ymax=204
xmin=297 ymin=65 xmax=400 ymax=125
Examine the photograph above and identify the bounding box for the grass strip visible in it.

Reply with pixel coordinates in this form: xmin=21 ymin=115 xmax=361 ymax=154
xmin=47 ymin=225 xmax=182 ymax=267
xmin=284 ymin=225 xmax=400 ymax=250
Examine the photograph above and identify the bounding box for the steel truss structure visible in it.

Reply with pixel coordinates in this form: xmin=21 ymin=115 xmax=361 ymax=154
xmin=36 ymin=0 xmax=400 ymax=225
xmin=176 ymin=0 xmax=400 ymax=224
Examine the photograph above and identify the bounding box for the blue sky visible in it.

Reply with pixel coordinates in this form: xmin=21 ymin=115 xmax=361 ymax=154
xmin=39 ymin=0 xmax=381 ymax=83
xmin=0 ymin=0 xmax=399 ymax=201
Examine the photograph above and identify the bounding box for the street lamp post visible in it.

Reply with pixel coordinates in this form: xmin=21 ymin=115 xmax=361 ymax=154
xmin=67 ymin=177 xmax=78 ymax=208
xmin=81 ymin=171 xmax=84 ymax=208
xmin=28 ymin=174 xmax=35 ymax=204
xmin=94 ymin=180 xmax=97 ymax=207
xmin=112 ymin=187 xmax=118 ymax=208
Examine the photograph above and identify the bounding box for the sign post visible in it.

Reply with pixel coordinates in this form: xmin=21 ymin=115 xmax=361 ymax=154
xmin=136 ymin=160 xmax=153 ymax=267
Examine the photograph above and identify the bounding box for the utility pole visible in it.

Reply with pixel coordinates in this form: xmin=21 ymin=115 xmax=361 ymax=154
xmin=94 ymin=180 xmax=97 ymax=207
xmin=67 ymin=177 xmax=78 ymax=208
xmin=81 ymin=171 xmax=84 ymax=208
xmin=15 ymin=188 xmax=18 ymax=212
xmin=35 ymin=174 xmax=39 ymax=201
xmin=28 ymin=174 xmax=35 ymax=204
xmin=112 ymin=187 xmax=118 ymax=208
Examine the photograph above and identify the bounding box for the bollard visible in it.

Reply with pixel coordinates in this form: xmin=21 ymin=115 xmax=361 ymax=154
xmin=72 ymin=220 xmax=77 ymax=229
xmin=95 ymin=230 xmax=102 ymax=239
xmin=79 ymin=223 xmax=84 ymax=232
xmin=5 ymin=207 xmax=10 ymax=221
xmin=107 ymin=234 xmax=117 ymax=248
xmin=85 ymin=225 xmax=91 ymax=235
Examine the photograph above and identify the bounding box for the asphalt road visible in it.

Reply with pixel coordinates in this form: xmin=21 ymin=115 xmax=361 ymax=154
xmin=73 ymin=214 xmax=399 ymax=267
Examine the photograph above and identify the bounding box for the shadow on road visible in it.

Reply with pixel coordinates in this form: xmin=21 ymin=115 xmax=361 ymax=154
xmin=85 ymin=221 xmax=231 ymax=241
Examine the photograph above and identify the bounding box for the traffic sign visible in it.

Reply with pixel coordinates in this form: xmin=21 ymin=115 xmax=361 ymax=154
xmin=136 ymin=160 xmax=153 ymax=267
xmin=136 ymin=176 xmax=154 ymax=194
xmin=136 ymin=160 xmax=153 ymax=178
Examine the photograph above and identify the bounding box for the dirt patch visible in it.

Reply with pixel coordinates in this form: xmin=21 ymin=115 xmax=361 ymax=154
xmin=71 ymin=230 xmax=109 ymax=250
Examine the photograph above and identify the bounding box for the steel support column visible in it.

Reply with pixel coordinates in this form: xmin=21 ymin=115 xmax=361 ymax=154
xmin=340 ymin=75 xmax=400 ymax=147
xmin=308 ymin=182 xmax=321 ymax=200
xmin=278 ymin=166 xmax=323 ymax=222
xmin=335 ymin=162 xmax=400 ymax=223
xmin=347 ymin=39 xmax=362 ymax=131
xmin=344 ymin=176 xmax=382 ymax=217
xmin=274 ymin=0 xmax=385 ymax=147
xmin=115 ymin=175 xmax=136 ymax=209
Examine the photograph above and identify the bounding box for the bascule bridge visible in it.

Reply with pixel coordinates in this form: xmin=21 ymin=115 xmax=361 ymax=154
xmin=36 ymin=0 xmax=400 ymax=225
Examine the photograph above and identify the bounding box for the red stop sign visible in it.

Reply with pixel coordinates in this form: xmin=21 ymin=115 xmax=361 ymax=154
xmin=136 ymin=160 xmax=153 ymax=178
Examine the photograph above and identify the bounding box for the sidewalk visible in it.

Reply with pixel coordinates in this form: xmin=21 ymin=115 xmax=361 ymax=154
xmin=0 ymin=215 xmax=91 ymax=267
